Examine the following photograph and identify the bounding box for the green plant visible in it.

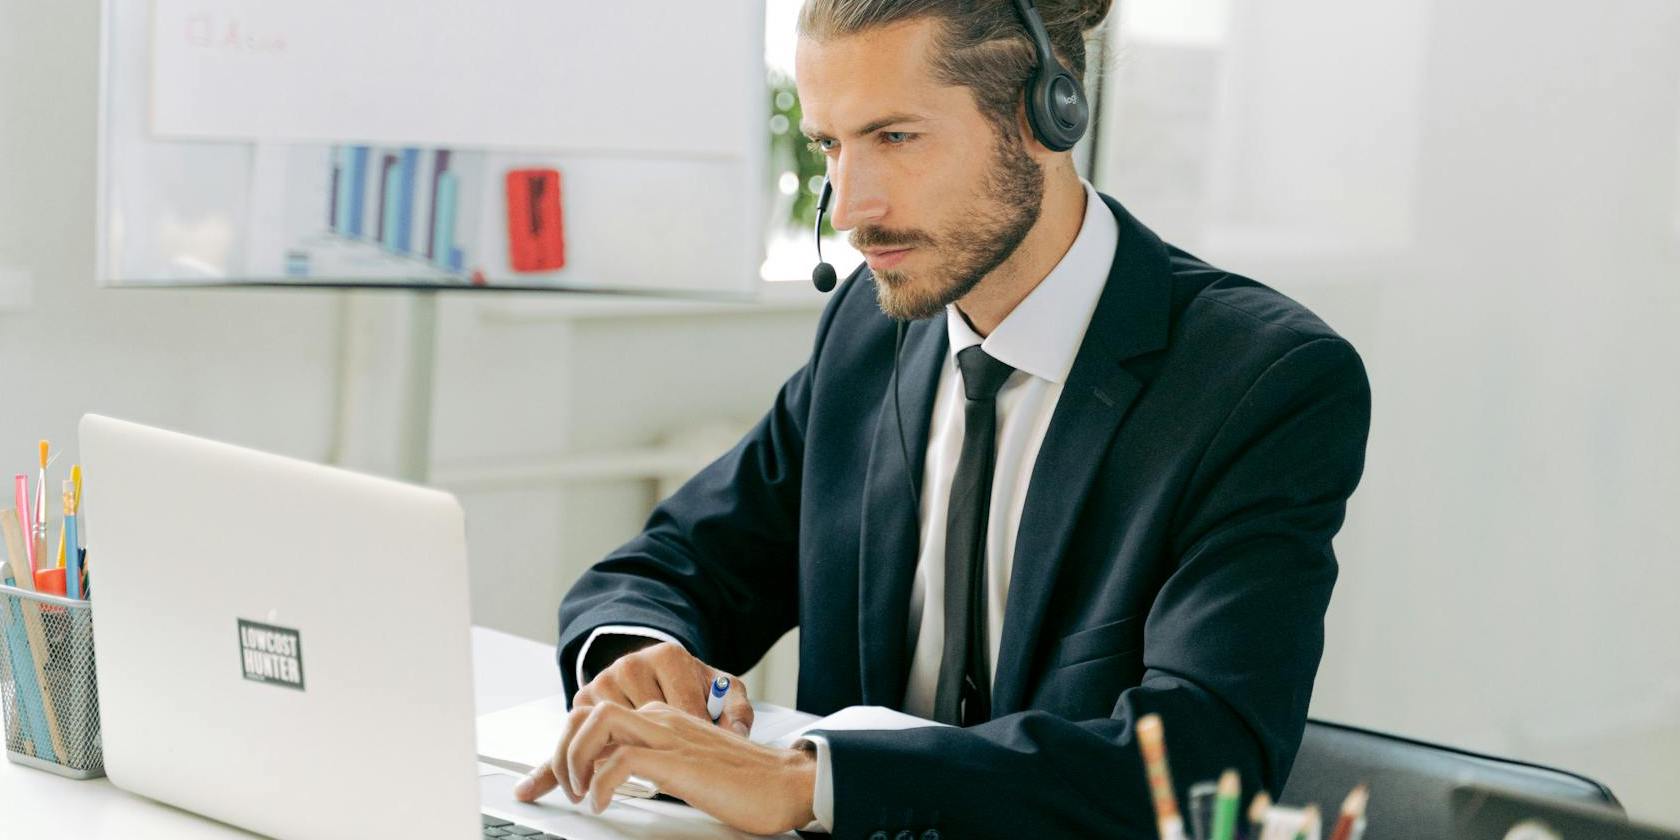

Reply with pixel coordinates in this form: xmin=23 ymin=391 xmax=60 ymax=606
xmin=768 ymin=71 xmax=833 ymax=235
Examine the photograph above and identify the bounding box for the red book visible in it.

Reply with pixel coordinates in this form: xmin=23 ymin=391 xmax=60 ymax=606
xmin=505 ymin=168 xmax=566 ymax=273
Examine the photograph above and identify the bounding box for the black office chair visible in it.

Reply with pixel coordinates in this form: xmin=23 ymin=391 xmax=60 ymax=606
xmin=1277 ymin=719 xmax=1621 ymax=840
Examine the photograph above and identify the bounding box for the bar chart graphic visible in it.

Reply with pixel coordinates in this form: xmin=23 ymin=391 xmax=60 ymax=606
xmin=327 ymin=144 xmax=475 ymax=274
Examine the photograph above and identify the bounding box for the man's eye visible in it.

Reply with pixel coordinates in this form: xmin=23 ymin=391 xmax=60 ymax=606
xmin=806 ymin=138 xmax=837 ymax=154
xmin=882 ymin=131 xmax=914 ymax=144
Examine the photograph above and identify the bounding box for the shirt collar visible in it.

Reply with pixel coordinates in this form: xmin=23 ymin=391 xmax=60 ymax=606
xmin=945 ymin=180 xmax=1118 ymax=384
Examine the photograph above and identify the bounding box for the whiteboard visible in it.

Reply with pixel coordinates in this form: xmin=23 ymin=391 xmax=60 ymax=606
xmin=99 ymin=0 xmax=767 ymax=293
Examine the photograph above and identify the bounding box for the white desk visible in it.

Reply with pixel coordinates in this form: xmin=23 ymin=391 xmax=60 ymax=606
xmin=0 ymin=627 xmax=566 ymax=839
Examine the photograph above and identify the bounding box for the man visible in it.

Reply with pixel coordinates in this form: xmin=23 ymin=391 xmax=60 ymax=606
xmin=514 ymin=1 xmax=1371 ymax=837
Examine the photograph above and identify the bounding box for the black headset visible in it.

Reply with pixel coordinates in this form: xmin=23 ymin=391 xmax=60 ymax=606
xmin=1014 ymin=0 xmax=1091 ymax=153
xmin=810 ymin=0 xmax=1088 ymax=293
xmin=807 ymin=1 xmax=1090 ymax=511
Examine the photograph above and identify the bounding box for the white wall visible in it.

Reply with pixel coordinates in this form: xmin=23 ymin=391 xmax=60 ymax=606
xmin=0 ymin=0 xmax=820 ymax=707
xmin=0 ymin=0 xmax=359 ymax=474
xmin=1098 ymin=0 xmax=1680 ymax=825
xmin=426 ymin=294 xmax=823 ymax=643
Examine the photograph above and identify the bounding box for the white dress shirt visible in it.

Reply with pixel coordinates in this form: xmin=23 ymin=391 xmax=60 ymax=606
xmin=575 ymin=180 xmax=1118 ymax=831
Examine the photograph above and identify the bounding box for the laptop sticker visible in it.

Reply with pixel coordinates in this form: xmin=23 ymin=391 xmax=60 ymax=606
xmin=238 ymin=619 xmax=306 ymax=691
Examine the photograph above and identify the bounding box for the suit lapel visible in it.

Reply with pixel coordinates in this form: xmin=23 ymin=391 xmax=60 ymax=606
xmin=857 ymin=313 xmax=947 ymax=707
xmin=990 ymin=195 xmax=1175 ymax=715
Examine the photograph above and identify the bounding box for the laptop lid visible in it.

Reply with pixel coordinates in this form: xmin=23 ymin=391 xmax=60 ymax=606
xmin=80 ymin=414 xmax=480 ymax=840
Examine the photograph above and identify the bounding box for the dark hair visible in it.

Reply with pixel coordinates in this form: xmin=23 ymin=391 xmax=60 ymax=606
xmin=797 ymin=0 xmax=1114 ymax=138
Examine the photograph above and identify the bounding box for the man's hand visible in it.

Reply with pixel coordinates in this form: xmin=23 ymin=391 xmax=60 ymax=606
xmin=513 ymin=642 xmax=753 ymax=799
xmin=519 ymin=700 xmax=818 ymax=836
xmin=570 ymin=640 xmax=753 ymax=733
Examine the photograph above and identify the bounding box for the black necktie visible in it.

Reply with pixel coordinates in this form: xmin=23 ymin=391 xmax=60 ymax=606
xmin=933 ymin=345 xmax=1016 ymax=726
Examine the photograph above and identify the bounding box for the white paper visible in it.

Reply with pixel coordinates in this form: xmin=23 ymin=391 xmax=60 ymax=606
xmin=749 ymin=703 xmax=826 ymax=747
xmin=480 ymin=769 xmax=797 ymax=839
xmin=475 ymin=692 xmax=571 ymax=774
xmin=475 ymin=698 xmax=947 ymax=763
xmin=1259 ymin=806 xmax=1323 ymax=840
xmin=148 ymin=0 xmax=758 ymax=157
xmin=474 ymin=697 xmax=827 ymax=773
xmin=475 ymin=698 xmax=824 ymax=800
xmin=768 ymin=704 xmax=947 ymax=748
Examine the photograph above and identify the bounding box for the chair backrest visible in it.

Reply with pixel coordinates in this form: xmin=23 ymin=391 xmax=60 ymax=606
xmin=1278 ymin=719 xmax=1621 ymax=840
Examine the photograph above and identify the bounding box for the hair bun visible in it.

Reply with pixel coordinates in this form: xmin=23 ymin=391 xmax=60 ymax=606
xmin=1079 ymin=0 xmax=1115 ymax=32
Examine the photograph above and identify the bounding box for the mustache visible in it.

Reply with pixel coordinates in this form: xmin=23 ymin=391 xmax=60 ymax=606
xmin=849 ymin=226 xmax=933 ymax=252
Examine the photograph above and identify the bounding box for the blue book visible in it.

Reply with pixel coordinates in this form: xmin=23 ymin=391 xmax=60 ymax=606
xmin=435 ymin=172 xmax=461 ymax=271
xmin=395 ymin=148 xmax=419 ymax=254
xmin=347 ymin=146 xmax=370 ymax=238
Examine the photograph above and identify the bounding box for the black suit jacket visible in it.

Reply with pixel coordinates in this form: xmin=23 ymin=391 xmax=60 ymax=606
xmin=557 ymin=194 xmax=1372 ymax=839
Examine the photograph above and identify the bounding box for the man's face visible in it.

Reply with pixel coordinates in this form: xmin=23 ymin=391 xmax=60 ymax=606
xmin=796 ymin=18 xmax=1044 ymax=320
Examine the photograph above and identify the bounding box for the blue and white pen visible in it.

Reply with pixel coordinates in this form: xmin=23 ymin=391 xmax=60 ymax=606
xmin=706 ymin=675 xmax=730 ymax=722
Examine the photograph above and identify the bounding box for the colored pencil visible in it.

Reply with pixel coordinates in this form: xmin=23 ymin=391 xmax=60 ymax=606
xmin=1328 ymin=785 xmax=1368 ymax=840
xmin=14 ymin=475 xmax=32 ymax=573
xmin=34 ymin=442 xmax=49 ymax=566
xmin=1137 ymin=714 xmax=1187 ymax=840
xmin=61 ymin=481 xmax=80 ymax=600
xmin=1248 ymin=792 xmax=1273 ymax=840
xmin=2 ymin=508 xmax=68 ymax=761
xmin=1210 ymin=769 xmax=1240 ymax=840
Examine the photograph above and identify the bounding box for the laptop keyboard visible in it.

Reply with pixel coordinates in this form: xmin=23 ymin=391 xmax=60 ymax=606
xmin=481 ymin=813 xmax=569 ymax=839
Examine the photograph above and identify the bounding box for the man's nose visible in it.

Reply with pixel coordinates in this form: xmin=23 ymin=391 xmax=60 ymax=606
xmin=825 ymin=160 xmax=887 ymax=231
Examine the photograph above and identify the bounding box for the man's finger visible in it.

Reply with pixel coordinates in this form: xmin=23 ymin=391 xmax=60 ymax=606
xmin=618 ymin=658 xmax=666 ymax=708
xmin=550 ymin=702 xmax=595 ymax=803
xmin=512 ymin=760 xmax=559 ymax=803
xmin=586 ymin=673 xmax=635 ymax=710
xmin=717 ymin=673 xmax=753 ymax=737
xmin=587 ymin=745 xmax=669 ymax=815
xmin=651 ymin=660 xmax=707 ymax=719
xmin=568 ymin=702 xmax=665 ymax=796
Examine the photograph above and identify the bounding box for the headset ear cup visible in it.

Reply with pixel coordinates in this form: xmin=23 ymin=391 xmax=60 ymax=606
xmin=1048 ymin=72 xmax=1088 ymax=144
xmin=1026 ymin=67 xmax=1085 ymax=151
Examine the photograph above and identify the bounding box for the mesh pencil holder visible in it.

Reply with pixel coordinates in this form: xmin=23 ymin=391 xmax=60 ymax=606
xmin=0 ymin=583 xmax=103 ymax=779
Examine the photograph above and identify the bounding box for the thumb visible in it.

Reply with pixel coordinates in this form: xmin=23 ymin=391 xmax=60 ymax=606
xmin=718 ymin=674 xmax=754 ymax=737
xmin=513 ymin=761 xmax=560 ymax=803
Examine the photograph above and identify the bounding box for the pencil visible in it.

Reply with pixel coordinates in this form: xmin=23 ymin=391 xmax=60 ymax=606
xmin=34 ymin=441 xmax=49 ymax=564
xmin=0 ymin=546 xmax=31 ymax=757
xmin=1329 ymin=785 xmax=1368 ymax=840
xmin=32 ymin=531 xmax=47 ymax=595
xmin=61 ymin=481 xmax=80 ymax=600
xmin=1248 ymin=791 xmax=1272 ymax=840
xmin=0 ymin=613 xmax=20 ymax=749
xmin=1136 ymin=714 xmax=1187 ymax=840
xmin=14 ymin=475 xmax=32 ymax=574
xmin=2 ymin=508 xmax=68 ymax=762
xmin=1210 ymin=769 xmax=1240 ymax=840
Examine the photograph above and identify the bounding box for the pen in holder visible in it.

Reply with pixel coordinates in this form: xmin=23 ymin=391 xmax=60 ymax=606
xmin=0 ymin=583 xmax=103 ymax=778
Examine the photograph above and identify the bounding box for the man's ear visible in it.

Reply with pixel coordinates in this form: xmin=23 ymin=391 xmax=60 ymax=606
xmin=1015 ymin=99 xmax=1059 ymax=161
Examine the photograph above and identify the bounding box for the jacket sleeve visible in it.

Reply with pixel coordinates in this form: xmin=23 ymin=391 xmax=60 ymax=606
xmin=814 ymin=336 xmax=1372 ymax=839
xmin=555 ymin=270 xmax=862 ymax=698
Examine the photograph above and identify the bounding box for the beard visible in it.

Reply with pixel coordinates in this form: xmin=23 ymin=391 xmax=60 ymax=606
xmin=856 ymin=130 xmax=1045 ymax=322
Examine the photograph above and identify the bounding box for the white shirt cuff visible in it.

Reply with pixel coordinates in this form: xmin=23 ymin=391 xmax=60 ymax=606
xmin=573 ymin=625 xmax=683 ymax=699
xmin=789 ymin=705 xmax=944 ymax=834
xmin=796 ymin=733 xmax=836 ymax=833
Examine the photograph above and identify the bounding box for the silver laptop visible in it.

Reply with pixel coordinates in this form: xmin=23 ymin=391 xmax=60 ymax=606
xmin=80 ymin=414 xmax=527 ymax=839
